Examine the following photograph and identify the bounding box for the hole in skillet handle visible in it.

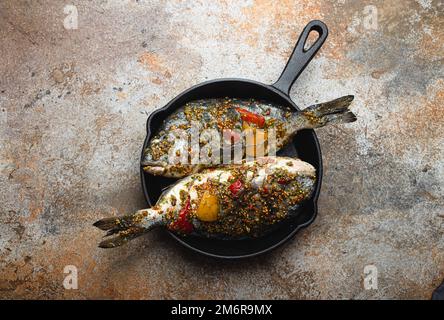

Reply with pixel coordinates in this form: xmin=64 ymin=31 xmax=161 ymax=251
xmin=273 ymin=20 xmax=328 ymax=96
xmin=304 ymin=30 xmax=320 ymax=52
xmin=140 ymin=20 xmax=328 ymax=259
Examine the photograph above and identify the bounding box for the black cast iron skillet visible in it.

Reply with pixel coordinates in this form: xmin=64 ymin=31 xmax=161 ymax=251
xmin=141 ymin=20 xmax=328 ymax=259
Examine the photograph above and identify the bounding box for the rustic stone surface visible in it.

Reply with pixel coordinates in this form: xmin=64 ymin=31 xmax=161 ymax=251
xmin=0 ymin=0 xmax=443 ymax=299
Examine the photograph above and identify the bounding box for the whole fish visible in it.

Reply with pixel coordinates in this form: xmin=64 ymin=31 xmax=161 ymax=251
xmin=142 ymin=95 xmax=356 ymax=178
xmin=94 ymin=156 xmax=316 ymax=248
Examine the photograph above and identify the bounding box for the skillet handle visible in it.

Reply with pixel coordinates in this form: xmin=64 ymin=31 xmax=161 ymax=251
xmin=272 ymin=20 xmax=328 ymax=95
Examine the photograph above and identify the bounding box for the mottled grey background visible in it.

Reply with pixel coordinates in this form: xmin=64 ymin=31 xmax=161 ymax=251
xmin=0 ymin=0 xmax=443 ymax=299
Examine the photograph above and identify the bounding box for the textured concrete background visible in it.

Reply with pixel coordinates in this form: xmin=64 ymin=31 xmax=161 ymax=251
xmin=0 ymin=0 xmax=443 ymax=299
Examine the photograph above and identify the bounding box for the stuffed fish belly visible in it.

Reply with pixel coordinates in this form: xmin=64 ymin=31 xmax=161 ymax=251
xmin=142 ymin=96 xmax=355 ymax=178
xmin=94 ymin=157 xmax=316 ymax=248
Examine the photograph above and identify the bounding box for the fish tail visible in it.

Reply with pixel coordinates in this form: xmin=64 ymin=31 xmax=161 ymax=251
xmin=93 ymin=209 xmax=162 ymax=248
xmin=300 ymin=95 xmax=357 ymax=128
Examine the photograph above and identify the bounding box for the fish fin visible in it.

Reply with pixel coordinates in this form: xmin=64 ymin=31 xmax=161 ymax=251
xmin=310 ymin=95 xmax=354 ymax=115
xmin=93 ymin=210 xmax=161 ymax=248
xmin=301 ymin=95 xmax=357 ymax=128
xmin=324 ymin=111 xmax=357 ymax=124
xmin=98 ymin=226 xmax=147 ymax=248
xmin=93 ymin=216 xmax=131 ymax=231
xmin=158 ymin=184 xmax=176 ymax=199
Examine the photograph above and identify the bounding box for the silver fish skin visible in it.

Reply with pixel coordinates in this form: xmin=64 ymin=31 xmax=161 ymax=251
xmin=94 ymin=156 xmax=316 ymax=248
xmin=142 ymin=96 xmax=356 ymax=178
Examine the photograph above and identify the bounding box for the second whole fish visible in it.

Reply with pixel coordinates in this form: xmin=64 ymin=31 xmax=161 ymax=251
xmin=94 ymin=156 xmax=316 ymax=248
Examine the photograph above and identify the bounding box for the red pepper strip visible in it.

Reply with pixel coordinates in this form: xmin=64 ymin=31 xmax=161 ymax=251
xmin=278 ymin=179 xmax=288 ymax=185
xmin=229 ymin=179 xmax=243 ymax=196
xmin=236 ymin=107 xmax=265 ymax=128
xmin=170 ymin=198 xmax=193 ymax=233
